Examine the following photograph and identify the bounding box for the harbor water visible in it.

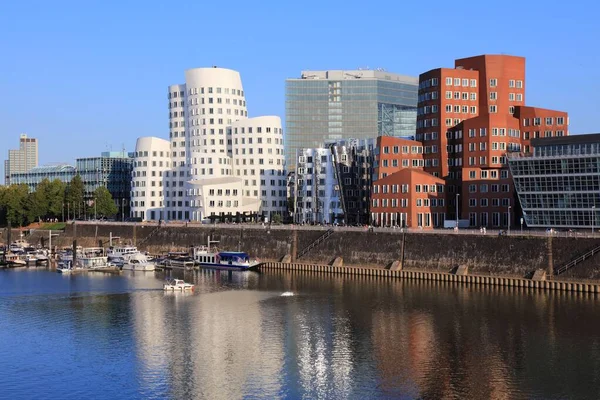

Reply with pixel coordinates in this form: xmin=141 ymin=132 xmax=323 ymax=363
xmin=1 ymin=268 xmax=600 ymax=399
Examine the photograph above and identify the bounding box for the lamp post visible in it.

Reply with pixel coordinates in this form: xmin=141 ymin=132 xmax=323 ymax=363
xmin=455 ymin=193 xmax=460 ymax=229
xmin=592 ymin=205 xmax=596 ymax=235
xmin=94 ymin=195 xmax=97 ymax=220
xmin=508 ymin=205 xmax=512 ymax=235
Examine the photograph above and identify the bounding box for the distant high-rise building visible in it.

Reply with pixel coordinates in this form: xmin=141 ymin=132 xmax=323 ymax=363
xmin=4 ymin=133 xmax=38 ymax=184
xmin=285 ymin=69 xmax=418 ymax=168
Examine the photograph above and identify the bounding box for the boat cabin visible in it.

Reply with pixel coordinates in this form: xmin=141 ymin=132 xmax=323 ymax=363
xmin=218 ymin=252 xmax=251 ymax=265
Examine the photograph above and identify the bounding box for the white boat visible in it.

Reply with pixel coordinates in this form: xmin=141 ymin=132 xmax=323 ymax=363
xmin=5 ymin=254 xmax=26 ymax=266
xmin=107 ymin=246 xmax=139 ymax=262
xmin=122 ymin=253 xmax=155 ymax=271
xmin=10 ymin=238 xmax=30 ymax=252
xmin=163 ymin=279 xmax=194 ymax=291
xmin=164 ymin=252 xmax=195 ymax=270
xmin=32 ymin=250 xmax=49 ymax=262
xmin=191 ymin=235 xmax=260 ymax=271
xmin=71 ymin=248 xmax=111 ymax=269
xmin=56 ymin=261 xmax=73 ymax=274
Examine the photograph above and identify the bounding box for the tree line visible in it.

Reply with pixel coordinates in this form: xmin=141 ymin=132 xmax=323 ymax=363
xmin=0 ymin=175 xmax=118 ymax=227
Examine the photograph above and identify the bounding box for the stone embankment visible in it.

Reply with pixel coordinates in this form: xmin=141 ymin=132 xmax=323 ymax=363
xmin=7 ymin=223 xmax=600 ymax=281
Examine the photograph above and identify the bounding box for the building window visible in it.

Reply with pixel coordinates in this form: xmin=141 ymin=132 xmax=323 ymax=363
xmin=490 ymin=78 xmax=498 ymax=87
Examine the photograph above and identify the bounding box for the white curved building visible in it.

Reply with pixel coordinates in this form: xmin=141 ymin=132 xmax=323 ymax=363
xmin=131 ymin=137 xmax=171 ymax=221
xmin=132 ymin=67 xmax=287 ymax=222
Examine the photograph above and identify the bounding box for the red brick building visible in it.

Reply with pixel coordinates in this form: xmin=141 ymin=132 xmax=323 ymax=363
xmin=374 ymin=136 xmax=424 ymax=180
xmin=416 ymin=54 xmax=568 ymax=228
xmin=371 ymin=168 xmax=446 ymax=228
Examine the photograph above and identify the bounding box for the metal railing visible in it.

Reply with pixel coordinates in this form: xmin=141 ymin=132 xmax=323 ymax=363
xmin=297 ymin=228 xmax=335 ymax=259
xmin=136 ymin=225 xmax=162 ymax=247
xmin=555 ymin=244 xmax=600 ymax=275
xmin=69 ymin=220 xmax=600 ymax=239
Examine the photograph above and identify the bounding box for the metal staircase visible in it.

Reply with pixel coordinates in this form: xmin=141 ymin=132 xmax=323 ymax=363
xmin=555 ymin=244 xmax=600 ymax=275
xmin=297 ymin=229 xmax=335 ymax=259
xmin=137 ymin=225 xmax=162 ymax=247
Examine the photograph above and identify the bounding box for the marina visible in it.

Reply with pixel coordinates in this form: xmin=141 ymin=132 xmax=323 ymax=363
xmin=1 ymin=268 xmax=599 ymax=399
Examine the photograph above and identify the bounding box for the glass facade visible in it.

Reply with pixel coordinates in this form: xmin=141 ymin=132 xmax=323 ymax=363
xmin=10 ymin=164 xmax=76 ymax=190
xmin=285 ymin=71 xmax=418 ymax=168
xmin=75 ymin=152 xmax=133 ymax=202
xmin=509 ymin=134 xmax=600 ymax=228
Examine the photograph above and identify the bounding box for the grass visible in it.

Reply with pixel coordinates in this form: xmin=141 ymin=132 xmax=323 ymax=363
xmin=38 ymin=222 xmax=66 ymax=230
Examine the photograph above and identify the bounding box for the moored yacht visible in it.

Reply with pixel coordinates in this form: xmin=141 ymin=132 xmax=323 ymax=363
xmin=193 ymin=247 xmax=260 ymax=271
xmin=122 ymin=252 xmax=155 ymax=271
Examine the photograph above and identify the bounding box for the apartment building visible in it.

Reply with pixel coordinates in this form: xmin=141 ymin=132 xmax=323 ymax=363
xmin=417 ymin=55 xmax=568 ymax=228
xmin=131 ymin=67 xmax=287 ymax=222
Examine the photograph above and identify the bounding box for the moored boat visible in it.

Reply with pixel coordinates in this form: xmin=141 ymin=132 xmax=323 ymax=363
xmin=122 ymin=252 xmax=155 ymax=271
xmin=193 ymin=248 xmax=260 ymax=271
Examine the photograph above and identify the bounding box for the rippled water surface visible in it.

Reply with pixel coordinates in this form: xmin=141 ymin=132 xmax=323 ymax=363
xmin=1 ymin=268 xmax=600 ymax=399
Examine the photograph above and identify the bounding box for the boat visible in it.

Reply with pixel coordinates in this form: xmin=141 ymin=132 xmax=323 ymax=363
xmin=56 ymin=261 xmax=73 ymax=274
xmin=75 ymin=247 xmax=111 ymax=269
xmin=164 ymin=252 xmax=195 ymax=270
xmin=5 ymin=253 xmax=27 ymax=266
xmin=191 ymin=236 xmax=260 ymax=271
xmin=193 ymin=250 xmax=261 ymax=271
xmin=10 ymin=238 xmax=30 ymax=253
xmin=163 ymin=279 xmax=194 ymax=291
xmin=107 ymin=246 xmax=140 ymax=263
xmin=122 ymin=252 xmax=155 ymax=271
xmin=32 ymin=250 xmax=49 ymax=263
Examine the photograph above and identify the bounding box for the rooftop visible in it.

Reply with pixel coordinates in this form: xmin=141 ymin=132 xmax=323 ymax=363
xmin=12 ymin=164 xmax=75 ymax=175
xmin=531 ymin=133 xmax=600 ymax=147
xmin=291 ymin=69 xmax=418 ymax=84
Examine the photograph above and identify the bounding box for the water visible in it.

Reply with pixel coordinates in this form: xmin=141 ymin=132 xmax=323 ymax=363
xmin=1 ymin=269 xmax=600 ymax=400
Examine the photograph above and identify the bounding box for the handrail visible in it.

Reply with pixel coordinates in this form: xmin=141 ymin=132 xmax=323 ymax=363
xmin=297 ymin=228 xmax=335 ymax=259
xmin=137 ymin=225 xmax=162 ymax=247
xmin=555 ymin=244 xmax=600 ymax=275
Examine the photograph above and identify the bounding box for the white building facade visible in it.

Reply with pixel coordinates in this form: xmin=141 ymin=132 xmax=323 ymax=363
xmin=131 ymin=67 xmax=286 ymax=222
xmin=130 ymin=137 xmax=171 ymax=221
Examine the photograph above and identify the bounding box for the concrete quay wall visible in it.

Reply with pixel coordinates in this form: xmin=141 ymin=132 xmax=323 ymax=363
xmin=44 ymin=223 xmax=600 ymax=279
xmin=260 ymin=262 xmax=600 ymax=294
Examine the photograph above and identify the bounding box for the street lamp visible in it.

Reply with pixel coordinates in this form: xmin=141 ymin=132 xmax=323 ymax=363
xmin=455 ymin=193 xmax=460 ymax=229
xmin=508 ymin=205 xmax=512 ymax=235
xmin=94 ymin=195 xmax=97 ymax=220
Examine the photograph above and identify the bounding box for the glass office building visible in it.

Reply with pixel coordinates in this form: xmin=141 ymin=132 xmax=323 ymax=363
xmin=10 ymin=151 xmax=133 ymax=220
xmin=10 ymin=164 xmax=76 ymax=190
xmin=285 ymin=70 xmax=418 ymax=168
xmin=508 ymin=134 xmax=600 ymax=228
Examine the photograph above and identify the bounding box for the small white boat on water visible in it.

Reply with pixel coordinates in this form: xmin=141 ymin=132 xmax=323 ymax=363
xmin=5 ymin=253 xmax=26 ymax=266
xmin=56 ymin=261 xmax=73 ymax=274
xmin=163 ymin=279 xmax=194 ymax=291
xmin=122 ymin=253 xmax=155 ymax=271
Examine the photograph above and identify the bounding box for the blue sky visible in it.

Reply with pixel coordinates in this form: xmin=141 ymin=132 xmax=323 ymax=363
xmin=1 ymin=0 xmax=598 ymax=180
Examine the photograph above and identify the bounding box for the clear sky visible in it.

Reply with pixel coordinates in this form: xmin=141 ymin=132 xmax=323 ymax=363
xmin=1 ymin=0 xmax=598 ymax=180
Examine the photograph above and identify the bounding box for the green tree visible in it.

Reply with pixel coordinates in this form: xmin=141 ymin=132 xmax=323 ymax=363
xmin=0 ymin=186 xmax=7 ymax=225
xmin=47 ymin=179 xmax=66 ymax=219
xmin=65 ymin=175 xmax=85 ymax=219
xmin=3 ymin=184 xmax=29 ymax=226
xmin=26 ymin=178 xmax=50 ymax=223
xmin=94 ymin=187 xmax=118 ymax=218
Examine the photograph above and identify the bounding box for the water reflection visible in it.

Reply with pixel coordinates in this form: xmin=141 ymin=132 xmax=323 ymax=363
xmin=2 ymin=269 xmax=600 ymax=399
